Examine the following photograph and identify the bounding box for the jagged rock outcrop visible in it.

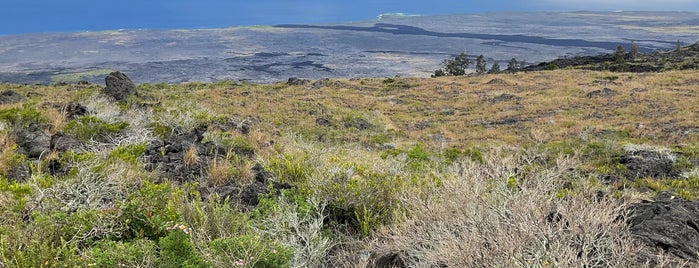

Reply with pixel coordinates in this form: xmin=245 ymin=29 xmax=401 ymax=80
xmin=620 ymin=147 xmax=679 ymax=179
xmin=628 ymin=192 xmax=699 ymax=260
xmin=103 ymin=71 xmax=136 ymax=101
xmin=12 ymin=123 xmax=50 ymax=159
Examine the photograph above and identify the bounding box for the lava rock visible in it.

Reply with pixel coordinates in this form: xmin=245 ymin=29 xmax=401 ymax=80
xmin=491 ymin=93 xmax=521 ymax=103
xmin=51 ymin=132 xmax=84 ymax=153
xmin=103 ymin=71 xmax=136 ymax=101
xmin=63 ymin=102 xmax=88 ymax=120
xmin=628 ymin=193 xmax=699 ymax=260
xmin=287 ymin=77 xmax=310 ymax=86
xmin=12 ymin=123 xmax=51 ymax=158
xmin=586 ymin=88 xmax=618 ymax=98
xmin=315 ymin=117 xmax=332 ymax=127
xmin=620 ymin=148 xmax=679 ymax=179
xmin=367 ymin=251 xmax=408 ymax=268
xmin=0 ymin=90 xmax=25 ymax=104
xmin=7 ymin=162 xmax=31 ymax=182
xmin=344 ymin=118 xmax=372 ymax=130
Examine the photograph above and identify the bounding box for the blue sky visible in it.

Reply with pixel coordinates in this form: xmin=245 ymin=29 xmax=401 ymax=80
xmin=1 ymin=0 xmax=696 ymax=35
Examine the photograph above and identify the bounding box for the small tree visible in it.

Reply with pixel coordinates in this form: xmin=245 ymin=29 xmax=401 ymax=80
xmin=614 ymin=45 xmax=626 ymax=64
xmin=630 ymin=42 xmax=640 ymax=60
xmin=507 ymin=58 xmax=518 ymax=73
xmin=488 ymin=62 xmax=501 ymax=74
xmin=475 ymin=55 xmax=487 ymax=74
xmin=676 ymin=40 xmax=682 ymax=51
xmin=613 ymin=45 xmax=628 ymax=71
xmin=519 ymin=60 xmax=527 ymax=70
xmin=442 ymin=52 xmax=471 ymax=76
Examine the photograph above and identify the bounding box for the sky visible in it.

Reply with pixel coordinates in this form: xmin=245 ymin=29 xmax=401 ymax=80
xmin=1 ymin=0 xmax=697 ymax=35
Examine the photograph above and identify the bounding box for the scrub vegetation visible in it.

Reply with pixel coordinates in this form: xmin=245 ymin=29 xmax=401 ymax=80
xmin=0 ymin=69 xmax=698 ymax=267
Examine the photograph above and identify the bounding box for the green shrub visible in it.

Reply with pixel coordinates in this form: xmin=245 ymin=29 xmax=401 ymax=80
xmin=119 ymin=181 xmax=180 ymax=240
xmin=0 ymin=106 xmax=49 ymax=128
xmin=209 ymin=235 xmax=293 ymax=268
xmin=86 ymin=239 xmax=158 ymax=268
xmin=64 ymin=116 xmax=129 ymax=142
xmin=109 ymin=143 xmax=147 ymax=164
xmin=267 ymin=153 xmax=309 ymax=184
xmin=158 ymin=229 xmax=208 ymax=268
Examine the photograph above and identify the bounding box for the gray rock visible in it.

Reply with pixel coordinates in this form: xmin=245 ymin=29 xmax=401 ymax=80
xmin=586 ymin=87 xmax=618 ymax=98
xmin=620 ymin=148 xmax=679 ymax=179
xmin=287 ymin=77 xmax=310 ymax=86
xmin=103 ymin=71 xmax=136 ymax=101
xmin=12 ymin=123 xmax=50 ymax=159
xmin=367 ymin=251 xmax=408 ymax=268
xmin=63 ymin=102 xmax=88 ymax=120
xmin=7 ymin=162 xmax=31 ymax=182
xmin=628 ymin=193 xmax=699 ymax=260
xmin=0 ymin=90 xmax=25 ymax=104
xmin=51 ymin=132 xmax=84 ymax=153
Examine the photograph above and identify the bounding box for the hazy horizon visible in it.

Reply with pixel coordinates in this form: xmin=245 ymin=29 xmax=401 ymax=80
xmin=1 ymin=0 xmax=697 ymax=36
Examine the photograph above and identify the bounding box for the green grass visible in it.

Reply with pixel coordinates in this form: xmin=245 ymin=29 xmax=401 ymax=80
xmin=50 ymin=69 xmax=114 ymax=84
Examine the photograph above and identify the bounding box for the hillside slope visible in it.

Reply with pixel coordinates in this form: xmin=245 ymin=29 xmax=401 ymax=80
xmin=1 ymin=70 xmax=698 ymax=267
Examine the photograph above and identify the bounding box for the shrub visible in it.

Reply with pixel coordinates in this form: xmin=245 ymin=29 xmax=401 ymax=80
xmin=64 ymin=115 xmax=129 ymax=142
xmin=208 ymin=235 xmax=293 ymax=268
xmin=0 ymin=106 xmax=49 ymax=129
xmin=119 ymin=181 xmax=180 ymax=240
xmin=109 ymin=143 xmax=147 ymax=164
xmin=86 ymin=239 xmax=158 ymax=267
xmin=158 ymin=228 xmax=208 ymax=268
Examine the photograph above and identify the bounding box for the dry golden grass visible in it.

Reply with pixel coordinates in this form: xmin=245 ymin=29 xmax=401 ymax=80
xmin=183 ymin=145 xmax=200 ymax=167
xmin=206 ymin=158 xmax=232 ymax=186
xmin=137 ymin=70 xmax=699 ymax=154
xmin=0 ymin=133 xmax=15 ymax=173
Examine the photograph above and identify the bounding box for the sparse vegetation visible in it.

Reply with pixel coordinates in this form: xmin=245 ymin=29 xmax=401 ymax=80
xmin=0 ymin=69 xmax=698 ymax=267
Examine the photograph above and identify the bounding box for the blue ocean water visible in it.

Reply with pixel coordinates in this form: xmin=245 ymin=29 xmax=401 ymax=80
xmin=1 ymin=0 xmax=534 ymax=35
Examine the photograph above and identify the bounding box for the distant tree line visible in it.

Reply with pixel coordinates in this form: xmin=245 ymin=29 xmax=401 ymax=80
xmin=433 ymin=52 xmax=525 ymax=77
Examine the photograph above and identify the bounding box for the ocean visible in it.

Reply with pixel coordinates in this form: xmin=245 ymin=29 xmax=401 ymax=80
xmin=0 ymin=0 xmax=529 ymax=35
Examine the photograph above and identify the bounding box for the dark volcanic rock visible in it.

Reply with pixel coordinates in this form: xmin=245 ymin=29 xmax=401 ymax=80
xmin=7 ymin=162 xmax=31 ymax=182
xmin=586 ymin=87 xmax=618 ymax=98
xmin=620 ymin=147 xmax=679 ymax=179
xmin=0 ymin=90 xmax=25 ymax=104
xmin=344 ymin=118 xmax=372 ymax=130
xmin=287 ymin=77 xmax=310 ymax=86
xmin=315 ymin=117 xmax=332 ymax=127
xmin=367 ymin=251 xmax=408 ymax=268
xmin=144 ymin=125 xmax=228 ymax=182
xmin=63 ymin=102 xmax=88 ymax=120
xmin=628 ymin=193 xmax=699 ymax=260
xmin=103 ymin=71 xmax=136 ymax=101
xmin=50 ymin=132 xmax=84 ymax=153
xmin=490 ymin=93 xmax=521 ymax=103
xmin=12 ymin=123 xmax=50 ymax=159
